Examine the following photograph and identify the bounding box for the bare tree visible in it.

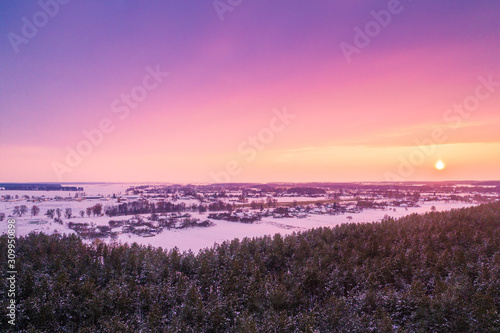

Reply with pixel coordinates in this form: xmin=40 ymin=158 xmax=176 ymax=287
xmin=13 ymin=205 xmax=28 ymax=217
xmin=79 ymin=210 xmax=85 ymax=218
xmin=31 ymin=205 xmax=40 ymax=218
xmin=64 ymin=208 xmax=72 ymax=219
xmin=110 ymin=232 xmax=118 ymax=242
xmin=55 ymin=208 xmax=62 ymax=219
xmin=266 ymin=197 xmax=274 ymax=208
xmin=273 ymin=198 xmax=278 ymax=208
xmin=92 ymin=204 xmax=103 ymax=216
xmin=0 ymin=212 xmax=5 ymax=221
xmin=46 ymin=209 xmax=55 ymax=219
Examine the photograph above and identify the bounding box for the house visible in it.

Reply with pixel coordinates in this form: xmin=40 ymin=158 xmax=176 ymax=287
xmin=198 ymin=220 xmax=214 ymax=227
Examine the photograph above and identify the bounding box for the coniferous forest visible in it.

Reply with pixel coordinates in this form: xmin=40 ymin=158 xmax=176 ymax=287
xmin=1 ymin=202 xmax=500 ymax=332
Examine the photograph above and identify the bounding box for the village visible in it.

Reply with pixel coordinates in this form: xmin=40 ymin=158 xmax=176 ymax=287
xmin=1 ymin=182 xmax=499 ymax=242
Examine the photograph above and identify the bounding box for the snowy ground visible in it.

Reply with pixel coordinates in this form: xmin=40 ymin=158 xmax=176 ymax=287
xmin=111 ymin=201 xmax=476 ymax=253
xmin=0 ymin=195 xmax=477 ymax=253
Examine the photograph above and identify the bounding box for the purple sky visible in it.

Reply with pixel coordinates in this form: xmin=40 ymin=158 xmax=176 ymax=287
xmin=1 ymin=0 xmax=499 ymax=182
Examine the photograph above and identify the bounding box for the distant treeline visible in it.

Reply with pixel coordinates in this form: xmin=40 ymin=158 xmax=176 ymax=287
xmin=127 ymin=182 xmax=500 ymax=199
xmin=0 ymin=183 xmax=83 ymax=191
xmin=286 ymin=187 xmax=326 ymax=195
xmin=1 ymin=202 xmax=500 ymax=332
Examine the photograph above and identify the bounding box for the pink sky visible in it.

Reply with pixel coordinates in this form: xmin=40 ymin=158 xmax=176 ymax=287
xmin=1 ymin=0 xmax=499 ymax=183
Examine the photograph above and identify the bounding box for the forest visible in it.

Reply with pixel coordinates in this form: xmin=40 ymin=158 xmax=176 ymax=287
xmin=103 ymin=199 xmax=235 ymax=217
xmin=1 ymin=202 xmax=499 ymax=332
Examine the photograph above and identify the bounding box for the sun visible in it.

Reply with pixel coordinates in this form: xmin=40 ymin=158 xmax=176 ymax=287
xmin=435 ymin=160 xmax=445 ymax=170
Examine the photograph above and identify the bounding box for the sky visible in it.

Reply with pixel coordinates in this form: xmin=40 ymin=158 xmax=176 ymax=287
xmin=0 ymin=0 xmax=499 ymax=183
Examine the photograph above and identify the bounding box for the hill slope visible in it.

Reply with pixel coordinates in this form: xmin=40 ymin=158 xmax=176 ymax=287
xmin=1 ymin=202 xmax=500 ymax=332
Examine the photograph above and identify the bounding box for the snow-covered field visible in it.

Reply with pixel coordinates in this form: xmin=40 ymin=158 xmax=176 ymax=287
xmin=274 ymin=196 xmax=328 ymax=203
xmin=0 ymin=194 xmax=477 ymax=253
xmin=0 ymin=183 xmax=133 ymax=199
xmin=112 ymin=202 xmax=476 ymax=253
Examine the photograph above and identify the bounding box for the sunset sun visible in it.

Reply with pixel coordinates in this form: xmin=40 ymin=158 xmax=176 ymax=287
xmin=436 ymin=160 xmax=446 ymax=170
